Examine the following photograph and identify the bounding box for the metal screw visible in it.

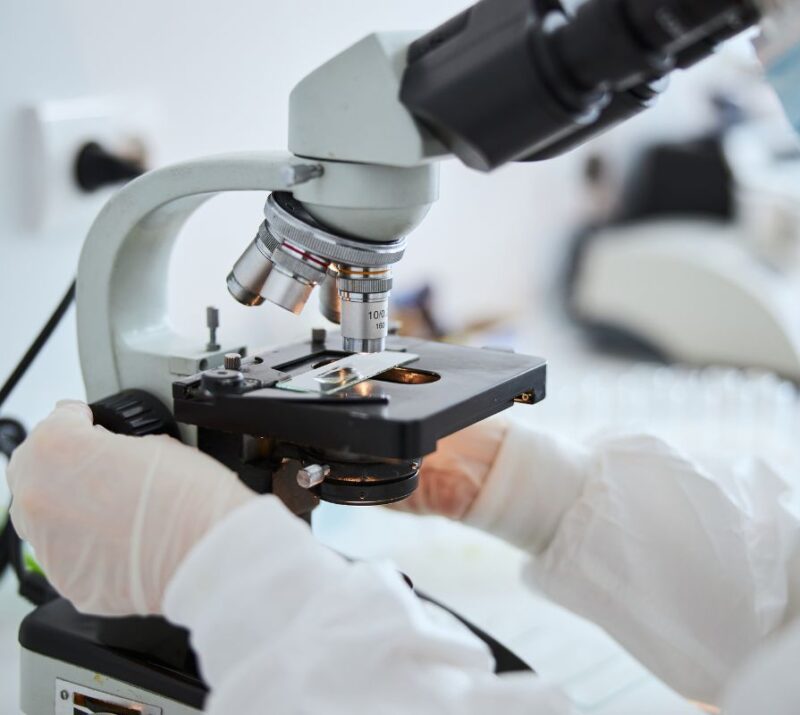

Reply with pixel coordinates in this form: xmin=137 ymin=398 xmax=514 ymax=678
xmin=514 ymin=391 xmax=534 ymax=404
xmin=224 ymin=352 xmax=242 ymax=370
xmin=297 ymin=464 xmax=330 ymax=489
xmin=280 ymin=163 xmax=324 ymax=187
xmin=311 ymin=327 xmax=327 ymax=345
xmin=60 ymin=690 xmax=69 ymax=701
xmin=206 ymin=306 xmax=220 ymax=351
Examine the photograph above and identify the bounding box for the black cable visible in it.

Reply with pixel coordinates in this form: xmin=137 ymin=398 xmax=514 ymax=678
xmin=0 ymin=279 xmax=76 ymax=411
xmin=0 ymin=142 xmax=145 ymax=412
xmin=0 ymin=154 xmax=143 ymax=605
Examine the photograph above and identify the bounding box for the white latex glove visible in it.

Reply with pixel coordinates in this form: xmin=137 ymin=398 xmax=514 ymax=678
xmin=396 ymin=419 xmax=508 ymax=519
xmin=6 ymin=400 xmax=255 ymax=616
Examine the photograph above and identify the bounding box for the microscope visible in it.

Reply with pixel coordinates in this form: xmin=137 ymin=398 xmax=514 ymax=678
xmin=17 ymin=0 xmax=766 ymax=712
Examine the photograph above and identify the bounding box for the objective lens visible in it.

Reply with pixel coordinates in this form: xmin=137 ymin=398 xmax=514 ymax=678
xmin=260 ymin=240 xmax=329 ymax=314
xmin=227 ymin=222 xmax=329 ymax=315
xmin=337 ymin=266 xmax=392 ymax=353
xmin=228 ymin=194 xmax=406 ymax=354
xmin=226 ymin=224 xmax=277 ymax=306
xmin=319 ymin=266 xmax=342 ymax=325
xmin=260 ymin=268 xmax=316 ymax=315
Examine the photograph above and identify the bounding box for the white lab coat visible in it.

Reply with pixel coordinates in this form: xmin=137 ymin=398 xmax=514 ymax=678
xmin=163 ymin=424 xmax=800 ymax=713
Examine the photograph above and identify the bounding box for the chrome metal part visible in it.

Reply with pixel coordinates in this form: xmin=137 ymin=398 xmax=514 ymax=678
xmin=306 ymin=454 xmax=422 ymax=506
xmin=279 ymin=162 xmax=324 ymax=187
xmin=319 ymin=266 xmax=343 ymax=325
xmin=55 ymin=678 xmax=162 ymax=715
xmin=260 ymin=266 xmax=318 ymax=315
xmin=514 ymin=390 xmax=535 ymax=404
xmin=342 ymin=336 xmax=386 ymax=353
xmin=265 ymin=193 xmax=407 ymax=267
xmin=205 ymin=306 xmax=220 ymax=351
xmin=229 ymin=192 xmax=407 ymax=348
xmin=224 ymin=352 xmax=242 ymax=370
xmin=296 ymin=463 xmax=331 ymax=489
xmin=226 ymin=224 xmax=277 ymax=306
xmin=338 ymin=266 xmax=392 ymax=353
xmin=276 ymin=351 xmax=418 ymax=395
xmin=227 ymin=217 xmax=330 ymax=314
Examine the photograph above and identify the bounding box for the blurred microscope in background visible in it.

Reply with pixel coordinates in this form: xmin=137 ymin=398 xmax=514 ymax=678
xmin=566 ymin=86 xmax=800 ymax=380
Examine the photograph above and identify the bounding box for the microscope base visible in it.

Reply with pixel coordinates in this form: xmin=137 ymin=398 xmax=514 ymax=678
xmin=19 ymin=599 xmax=206 ymax=714
xmin=19 ymin=649 xmax=201 ymax=715
xmin=19 ymin=593 xmax=531 ymax=713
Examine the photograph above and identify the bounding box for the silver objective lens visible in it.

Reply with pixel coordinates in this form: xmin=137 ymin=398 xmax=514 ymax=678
xmin=226 ymin=223 xmax=277 ymax=306
xmin=337 ymin=267 xmax=392 ymax=353
xmin=319 ymin=266 xmax=342 ymax=325
xmin=228 ymin=193 xmax=406 ymax=351
xmin=227 ymin=222 xmax=329 ymax=314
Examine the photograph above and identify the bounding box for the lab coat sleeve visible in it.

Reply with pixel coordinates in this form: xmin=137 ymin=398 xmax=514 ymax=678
xmin=162 ymin=496 xmax=575 ymax=715
xmin=466 ymin=423 xmax=800 ymax=703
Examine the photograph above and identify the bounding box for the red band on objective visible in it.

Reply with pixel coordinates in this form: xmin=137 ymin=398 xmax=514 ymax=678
xmin=283 ymin=241 xmax=330 ymax=269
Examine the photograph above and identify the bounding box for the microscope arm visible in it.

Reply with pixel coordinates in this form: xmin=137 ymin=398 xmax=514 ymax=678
xmin=76 ymin=152 xmax=322 ymax=408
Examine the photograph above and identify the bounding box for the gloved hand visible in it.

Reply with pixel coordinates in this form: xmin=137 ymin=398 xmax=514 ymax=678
xmin=6 ymin=400 xmax=256 ymax=616
xmin=396 ymin=418 xmax=508 ymax=520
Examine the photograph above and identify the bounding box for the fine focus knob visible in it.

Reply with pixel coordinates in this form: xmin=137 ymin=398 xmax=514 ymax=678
xmin=89 ymin=389 xmax=180 ymax=440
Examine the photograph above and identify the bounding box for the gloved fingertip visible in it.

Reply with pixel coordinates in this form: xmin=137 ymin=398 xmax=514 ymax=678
xmin=7 ymin=503 xmax=27 ymax=541
xmin=53 ymin=400 xmax=93 ymax=422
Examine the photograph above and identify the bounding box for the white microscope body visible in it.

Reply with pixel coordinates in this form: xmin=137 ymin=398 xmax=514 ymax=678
xmin=76 ymin=34 xmax=441 ymax=415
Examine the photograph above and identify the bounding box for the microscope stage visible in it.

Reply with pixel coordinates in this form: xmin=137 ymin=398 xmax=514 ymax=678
xmin=173 ymin=335 xmax=546 ymax=460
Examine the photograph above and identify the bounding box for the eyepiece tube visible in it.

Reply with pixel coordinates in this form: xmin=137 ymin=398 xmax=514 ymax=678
xmin=400 ymin=0 xmax=761 ymax=171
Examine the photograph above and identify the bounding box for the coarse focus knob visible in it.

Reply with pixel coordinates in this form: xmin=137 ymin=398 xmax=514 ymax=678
xmin=89 ymin=390 xmax=180 ymax=440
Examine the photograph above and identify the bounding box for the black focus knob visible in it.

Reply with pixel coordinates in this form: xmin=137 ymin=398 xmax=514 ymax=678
xmin=0 ymin=418 xmax=27 ymax=459
xmin=74 ymin=141 xmax=146 ymax=192
xmin=89 ymin=389 xmax=180 ymax=440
